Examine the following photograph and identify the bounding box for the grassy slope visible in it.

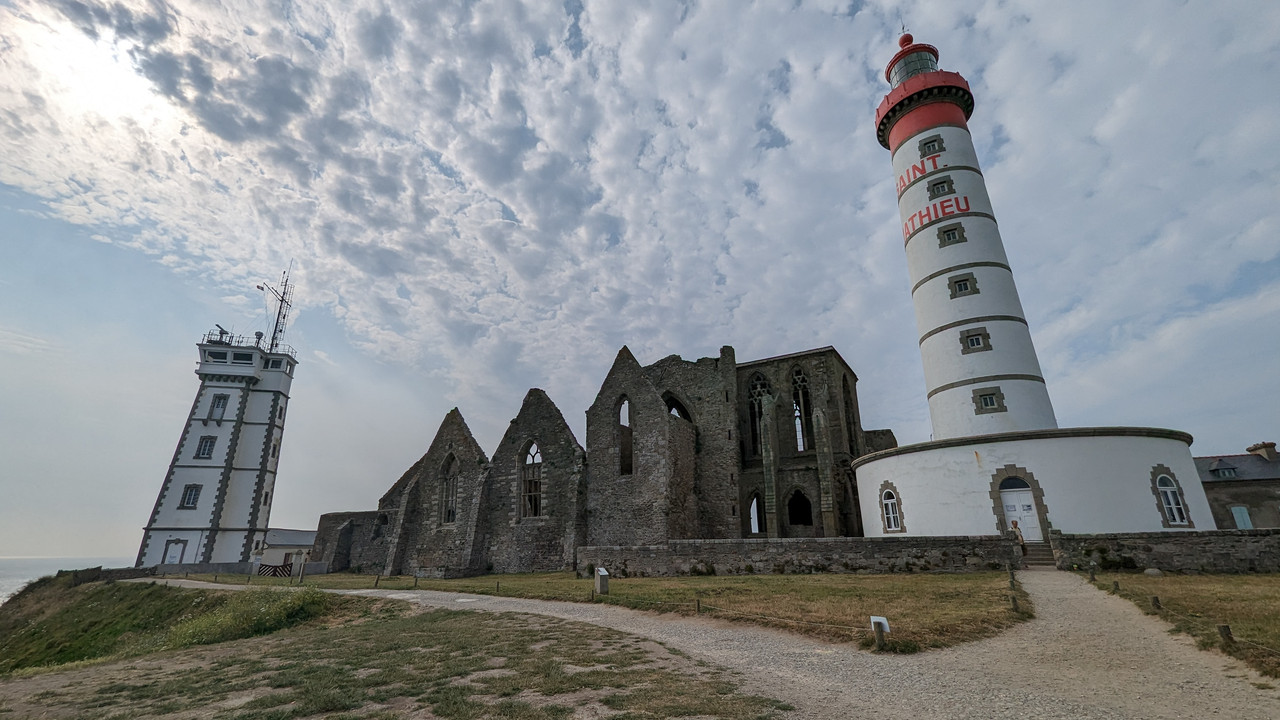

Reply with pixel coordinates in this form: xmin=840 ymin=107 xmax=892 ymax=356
xmin=0 ymin=576 xmax=330 ymax=674
xmin=1091 ymin=572 xmax=1280 ymax=679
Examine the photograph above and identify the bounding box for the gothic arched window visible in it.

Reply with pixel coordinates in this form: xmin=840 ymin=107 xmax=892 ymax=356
xmin=618 ymin=397 xmax=633 ymax=476
xmin=792 ymin=367 xmax=814 ymax=452
xmin=521 ymin=442 xmax=543 ymax=518
xmin=440 ymin=455 xmax=459 ymax=524
xmin=748 ymin=374 xmax=771 ymax=456
xmin=748 ymin=493 xmax=767 ymax=534
xmin=787 ymin=490 xmax=813 ymax=526
xmin=1156 ymin=475 xmax=1187 ymax=525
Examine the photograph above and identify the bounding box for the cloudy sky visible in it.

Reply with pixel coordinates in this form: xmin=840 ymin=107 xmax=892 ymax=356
xmin=1 ymin=0 xmax=1276 ymax=559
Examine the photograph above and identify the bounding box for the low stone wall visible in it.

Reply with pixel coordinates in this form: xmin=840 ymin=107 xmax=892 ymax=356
xmin=576 ymin=535 xmax=1017 ymax=577
xmin=1052 ymin=529 xmax=1280 ymax=573
xmin=55 ymin=566 xmax=155 ymax=586
xmin=156 ymin=561 xmax=252 ymax=576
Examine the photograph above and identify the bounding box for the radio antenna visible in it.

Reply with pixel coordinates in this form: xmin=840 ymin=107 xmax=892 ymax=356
xmin=256 ymin=261 xmax=295 ymax=353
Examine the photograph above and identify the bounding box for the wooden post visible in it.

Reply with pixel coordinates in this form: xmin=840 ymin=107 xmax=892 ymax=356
xmin=414 ymin=575 xmax=419 ymax=589
xmin=374 ymin=574 xmax=381 ymax=588
xmin=246 ymin=572 xmax=252 ymax=585
xmin=695 ymin=599 xmax=701 ymax=613
xmin=1009 ymin=577 xmax=1016 ymax=590
xmin=874 ymin=623 xmax=886 ymax=651
xmin=590 ymin=588 xmax=595 ymax=601
xmin=1112 ymin=581 xmax=1120 ymax=594
xmin=1151 ymin=596 xmax=1162 ymax=611
xmin=1218 ymin=624 xmax=1234 ymax=645
xmin=213 ymin=574 xmax=218 ymax=583
xmin=298 ymin=563 xmax=306 ymax=585
xmin=1010 ymin=595 xmax=1019 ymax=612
xmin=1089 ymin=567 xmax=1096 ymax=582
xmin=496 ymin=581 xmax=500 ymax=593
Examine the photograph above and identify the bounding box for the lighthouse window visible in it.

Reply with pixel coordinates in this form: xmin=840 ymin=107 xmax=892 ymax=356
xmin=209 ymin=394 xmax=229 ymax=421
xmin=948 ymin=273 xmax=980 ymax=298
xmin=268 ymin=359 xmax=283 ymax=369
xmin=960 ymin=327 xmax=992 ymax=354
xmin=879 ymin=481 xmax=905 ymax=533
xmin=927 ymin=176 xmax=955 ymax=200
xmin=231 ymin=352 xmax=254 ymax=365
xmin=1150 ymin=467 xmax=1194 ymax=528
xmin=194 ymin=436 xmax=217 ymax=459
xmin=918 ymin=134 xmax=945 ymax=158
xmin=206 ymin=350 xmax=228 ymax=363
xmin=178 ymin=484 xmax=202 ymax=508
xmin=937 ymin=222 xmax=967 ymax=247
xmin=972 ymin=387 xmax=1007 ymax=415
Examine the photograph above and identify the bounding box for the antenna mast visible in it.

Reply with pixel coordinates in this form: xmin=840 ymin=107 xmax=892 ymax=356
xmin=257 ymin=263 xmax=295 ymax=353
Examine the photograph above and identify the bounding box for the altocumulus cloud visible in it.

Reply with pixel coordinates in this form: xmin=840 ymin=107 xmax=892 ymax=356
xmin=0 ymin=0 xmax=1277 ymax=453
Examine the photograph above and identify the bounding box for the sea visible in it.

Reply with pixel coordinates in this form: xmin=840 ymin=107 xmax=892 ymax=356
xmin=0 ymin=556 xmax=134 ymax=606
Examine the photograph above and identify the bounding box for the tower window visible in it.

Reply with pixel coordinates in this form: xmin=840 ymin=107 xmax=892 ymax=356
xmin=178 ymin=484 xmax=202 ymax=508
xmin=522 ymin=442 xmax=543 ymax=518
xmin=918 ymin=134 xmax=945 ymax=157
xmin=194 ymin=436 xmax=217 ymax=459
xmin=927 ymin=176 xmax=955 ymax=200
xmin=972 ymin=387 xmax=1007 ymax=415
xmin=1157 ymin=476 xmax=1188 ymax=525
xmin=231 ymin=352 xmax=254 ymax=365
xmin=959 ymin=327 xmax=992 ymax=354
xmin=937 ymin=222 xmax=967 ymax=248
xmin=269 ymin=359 xmax=283 ymax=369
xmin=209 ymin=394 xmax=229 ymax=422
xmin=205 ymin=350 xmax=228 ymax=363
xmin=948 ymin=273 xmax=980 ymax=299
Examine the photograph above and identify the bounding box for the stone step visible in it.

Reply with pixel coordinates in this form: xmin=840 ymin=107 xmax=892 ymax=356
xmin=1022 ymin=543 xmax=1056 ymax=566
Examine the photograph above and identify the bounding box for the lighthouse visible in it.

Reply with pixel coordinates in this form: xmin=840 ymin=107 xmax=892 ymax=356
xmin=874 ymin=34 xmax=1056 ymax=440
xmin=852 ymin=34 xmax=1213 ymax=540
xmin=136 ymin=271 xmax=298 ymax=567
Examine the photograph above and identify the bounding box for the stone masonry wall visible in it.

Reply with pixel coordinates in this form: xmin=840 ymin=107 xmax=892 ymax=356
xmin=585 ymin=347 xmax=675 ymax=546
xmin=1052 ymin=529 xmax=1280 ymax=573
xmin=480 ymin=389 xmax=586 ymax=573
xmin=577 ymin=535 xmax=1018 ymax=577
xmin=312 ymin=510 xmax=387 ymax=573
xmin=642 ymin=347 xmax=741 ymax=539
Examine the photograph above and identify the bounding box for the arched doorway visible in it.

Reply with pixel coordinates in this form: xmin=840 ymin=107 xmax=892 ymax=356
xmin=998 ymin=476 xmax=1042 ymax=542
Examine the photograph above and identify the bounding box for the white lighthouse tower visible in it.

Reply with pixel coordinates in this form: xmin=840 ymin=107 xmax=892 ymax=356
xmin=852 ymin=34 xmax=1214 ymax=542
xmin=136 ymin=272 xmax=298 ymax=567
xmin=876 ymin=33 xmax=1056 ymax=440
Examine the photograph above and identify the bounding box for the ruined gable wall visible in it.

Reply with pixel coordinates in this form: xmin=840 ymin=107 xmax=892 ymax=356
xmin=312 ymin=510 xmax=385 ymax=573
xmin=585 ymin=350 xmax=672 ymax=546
xmin=641 ymin=346 xmax=741 ymax=539
xmin=481 ymin=389 xmax=586 ymax=573
xmin=398 ymin=410 xmax=490 ymax=578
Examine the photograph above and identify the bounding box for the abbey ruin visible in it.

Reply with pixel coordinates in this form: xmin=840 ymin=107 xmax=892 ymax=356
xmin=311 ymin=344 xmax=898 ymax=577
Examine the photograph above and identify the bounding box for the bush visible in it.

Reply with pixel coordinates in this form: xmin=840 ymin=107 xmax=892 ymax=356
xmin=167 ymin=588 xmax=330 ymax=648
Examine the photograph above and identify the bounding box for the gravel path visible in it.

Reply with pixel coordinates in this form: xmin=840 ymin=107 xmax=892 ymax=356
xmin=148 ymin=570 xmax=1279 ymax=719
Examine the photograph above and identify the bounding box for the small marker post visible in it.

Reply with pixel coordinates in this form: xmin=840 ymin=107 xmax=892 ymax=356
xmin=1151 ymin=596 xmax=1162 ymax=611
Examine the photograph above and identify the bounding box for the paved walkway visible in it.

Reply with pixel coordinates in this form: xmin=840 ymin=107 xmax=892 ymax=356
xmin=149 ymin=570 xmax=1278 ymax=719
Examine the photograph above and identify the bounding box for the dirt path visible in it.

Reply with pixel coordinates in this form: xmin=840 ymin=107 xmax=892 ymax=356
xmin=11 ymin=570 xmax=1280 ymax=719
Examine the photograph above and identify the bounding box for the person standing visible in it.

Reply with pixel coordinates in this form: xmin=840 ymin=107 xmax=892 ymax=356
xmin=1011 ymin=520 xmax=1027 ymax=557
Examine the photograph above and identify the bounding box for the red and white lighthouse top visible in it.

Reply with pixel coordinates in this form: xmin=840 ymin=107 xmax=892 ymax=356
xmin=874 ymin=34 xmax=974 ymax=151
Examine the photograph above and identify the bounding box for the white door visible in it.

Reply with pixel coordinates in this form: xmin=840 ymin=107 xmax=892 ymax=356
xmin=1001 ymin=490 xmax=1042 ymax=542
xmin=164 ymin=541 xmax=186 ymax=564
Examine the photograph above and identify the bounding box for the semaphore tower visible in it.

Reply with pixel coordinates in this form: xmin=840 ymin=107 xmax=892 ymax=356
xmin=136 ymin=271 xmax=298 ymax=567
xmin=874 ymin=33 xmax=1056 ymax=440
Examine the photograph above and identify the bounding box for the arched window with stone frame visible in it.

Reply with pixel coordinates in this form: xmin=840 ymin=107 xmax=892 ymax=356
xmin=440 ymin=454 xmax=459 ymax=525
xmin=787 ymin=489 xmax=813 ymax=526
xmin=879 ymin=480 xmax=905 ymax=533
xmin=521 ymin=441 xmax=544 ymax=518
xmin=748 ymin=373 xmax=771 ymax=457
xmin=748 ymin=492 xmax=767 ymax=534
xmin=791 ymin=367 xmax=815 ymax=452
xmin=1149 ymin=465 xmax=1194 ymax=528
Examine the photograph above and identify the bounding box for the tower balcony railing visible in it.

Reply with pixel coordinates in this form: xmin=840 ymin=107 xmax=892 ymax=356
xmin=200 ymin=330 xmax=297 ymax=359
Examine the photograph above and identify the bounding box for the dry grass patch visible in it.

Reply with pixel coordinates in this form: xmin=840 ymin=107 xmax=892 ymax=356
xmin=1091 ymin=572 xmax=1280 ymax=677
xmin=5 ymin=607 xmax=790 ymax=719
xmin=189 ymin=571 xmax=1033 ymax=651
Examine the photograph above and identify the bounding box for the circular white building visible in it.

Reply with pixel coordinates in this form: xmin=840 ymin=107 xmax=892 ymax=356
xmin=856 ymin=35 xmax=1213 ymax=541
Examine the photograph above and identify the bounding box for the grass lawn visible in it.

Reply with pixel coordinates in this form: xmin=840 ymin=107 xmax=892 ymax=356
xmin=4 ymin=601 xmax=792 ymax=719
xmin=180 ymin=570 xmax=1033 ymax=651
xmin=1090 ymin=572 xmax=1280 ymax=680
